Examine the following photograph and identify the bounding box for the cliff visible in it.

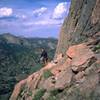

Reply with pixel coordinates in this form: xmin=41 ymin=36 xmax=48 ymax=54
xmin=10 ymin=0 xmax=100 ymax=100
xmin=55 ymin=0 xmax=100 ymax=57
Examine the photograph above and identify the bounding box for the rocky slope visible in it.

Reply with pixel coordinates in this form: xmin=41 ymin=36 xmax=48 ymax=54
xmin=0 ymin=33 xmax=57 ymax=100
xmin=10 ymin=0 xmax=100 ymax=100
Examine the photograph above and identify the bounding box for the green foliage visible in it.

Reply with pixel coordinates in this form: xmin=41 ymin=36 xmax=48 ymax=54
xmin=49 ymin=85 xmax=100 ymax=100
xmin=28 ymin=90 xmax=33 ymax=96
xmin=18 ymin=86 xmax=26 ymax=98
xmin=33 ymin=89 xmax=46 ymax=100
xmin=94 ymin=44 xmax=100 ymax=53
xmin=95 ymin=63 xmax=100 ymax=68
xmin=43 ymin=70 xmax=53 ymax=79
xmin=50 ymin=89 xmax=60 ymax=96
xmin=47 ymin=89 xmax=59 ymax=100
xmin=47 ymin=89 xmax=63 ymax=100
xmin=95 ymin=44 xmax=100 ymax=50
xmin=89 ymin=90 xmax=100 ymax=100
xmin=30 ymin=63 xmax=43 ymax=74
xmin=0 ymin=33 xmax=57 ymax=100
xmin=47 ymin=96 xmax=57 ymax=100
xmin=70 ymin=0 xmax=76 ymax=17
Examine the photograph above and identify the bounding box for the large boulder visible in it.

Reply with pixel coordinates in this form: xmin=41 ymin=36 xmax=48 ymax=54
xmin=55 ymin=68 xmax=73 ymax=89
xmin=67 ymin=43 xmax=95 ymax=72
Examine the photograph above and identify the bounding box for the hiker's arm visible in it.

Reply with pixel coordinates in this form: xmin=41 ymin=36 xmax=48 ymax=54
xmin=41 ymin=52 xmax=44 ymax=57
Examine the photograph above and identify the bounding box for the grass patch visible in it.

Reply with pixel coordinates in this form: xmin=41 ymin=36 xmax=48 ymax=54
xmin=47 ymin=89 xmax=63 ymax=100
xmin=47 ymin=96 xmax=57 ymax=100
xmin=94 ymin=44 xmax=100 ymax=53
xmin=30 ymin=63 xmax=43 ymax=74
xmin=95 ymin=44 xmax=100 ymax=50
xmin=18 ymin=86 xmax=26 ymax=98
xmin=28 ymin=90 xmax=33 ymax=96
xmin=43 ymin=70 xmax=53 ymax=79
xmin=33 ymin=88 xmax=46 ymax=100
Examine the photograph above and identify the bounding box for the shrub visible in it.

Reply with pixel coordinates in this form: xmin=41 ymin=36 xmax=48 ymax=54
xmin=43 ymin=70 xmax=53 ymax=79
xmin=33 ymin=88 xmax=46 ymax=100
xmin=94 ymin=44 xmax=100 ymax=52
xmin=47 ymin=89 xmax=63 ymax=100
xmin=28 ymin=90 xmax=33 ymax=96
xmin=30 ymin=63 xmax=43 ymax=73
xmin=47 ymin=96 xmax=57 ymax=100
xmin=95 ymin=44 xmax=100 ymax=50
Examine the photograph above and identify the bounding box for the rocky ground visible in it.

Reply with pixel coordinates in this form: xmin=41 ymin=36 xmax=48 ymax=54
xmin=10 ymin=42 xmax=100 ymax=100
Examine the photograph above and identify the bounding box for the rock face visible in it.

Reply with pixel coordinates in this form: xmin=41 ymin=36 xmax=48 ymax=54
xmin=10 ymin=0 xmax=100 ymax=100
xmin=55 ymin=0 xmax=100 ymax=57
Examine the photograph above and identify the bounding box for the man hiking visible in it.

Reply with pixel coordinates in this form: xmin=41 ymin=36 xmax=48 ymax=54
xmin=39 ymin=48 xmax=48 ymax=65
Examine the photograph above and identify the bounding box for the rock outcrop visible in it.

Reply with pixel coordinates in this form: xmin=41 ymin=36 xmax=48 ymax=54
xmin=10 ymin=0 xmax=100 ymax=100
xmin=55 ymin=0 xmax=100 ymax=57
xmin=10 ymin=42 xmax=100 ymax=100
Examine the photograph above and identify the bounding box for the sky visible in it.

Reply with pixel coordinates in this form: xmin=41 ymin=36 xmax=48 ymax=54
xmin=0 ymin=0 xmax=71 ymax=38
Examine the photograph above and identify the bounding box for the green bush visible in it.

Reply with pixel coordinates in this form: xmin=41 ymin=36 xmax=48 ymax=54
xmin=47 ymin=96 xmax=57 ymax=100
xmin=43 ymin=70 xmax=53 ymax=79
xmin=30 ymin=63 xmax=43 ymax=74
xmin=95 ymin=44 xmax=100 ymax=49
xmin=28 ymin=90 xmax=33 ymax=96
xmin=50 ymin=89 xmax=60 ymax=96
xmin=94 ymin=44 xmax=100 ymax=52
xmin=33 ymin=89 xmax=46 ymax=100
xmin=47 ymin=89 xmax=63 ymax=100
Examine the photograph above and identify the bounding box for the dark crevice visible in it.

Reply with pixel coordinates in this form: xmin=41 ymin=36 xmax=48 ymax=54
xmin=74 ymin=18 xmax=78 ymax=27
xmin=57 ymin=89 xmax=64 ymax=93
xmin=72 ymin=70 xmax=79 ymax=74
xmin=67 ymin=55 xmax=72 ymax=60
xmin=85 ymin=0 xmax=87 ymax=4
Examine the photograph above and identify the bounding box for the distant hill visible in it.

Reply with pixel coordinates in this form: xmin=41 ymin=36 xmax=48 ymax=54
xmin=0 ymin=33 xmax=57 ymax=100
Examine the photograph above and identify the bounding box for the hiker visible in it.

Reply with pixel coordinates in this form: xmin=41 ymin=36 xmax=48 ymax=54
xmin=40 ymin=48 xmax=48 ymax=64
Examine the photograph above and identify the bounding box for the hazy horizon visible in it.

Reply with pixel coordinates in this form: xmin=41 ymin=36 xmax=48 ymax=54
xmin=0 ymin=0 xmax=71 ymax=38
xmin=0 ymin=32 xmax=58 ymax=39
